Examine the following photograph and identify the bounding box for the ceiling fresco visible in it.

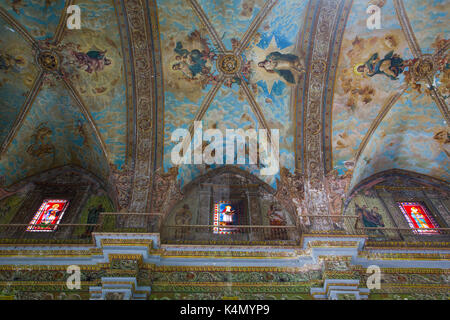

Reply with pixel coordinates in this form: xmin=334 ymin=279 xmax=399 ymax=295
xmin=59 ymin=0 xmax=127 ymax=168
xmin=196 ymin=0 xmax=266 ymax=50
xmin=0 ymin=14 xmax=38 ymax=147
xmin=331 ymin=0 xmax=410 ymax=176
xmin=160 ymin=0 xmax=307 ymax=188
xmin=0 ymin=82 xmax=108 ymax=186
xmin=406 ymin=0 xmax=448 ymax=54
xmin=0 ymin=0 xmax=448 ymax=213
xmin=0 ymin=0 xmax=126 ymax=188
xmin=330 ymin=0 xmax=449 ymax=190
xmin=0 ymin=0 xmax=65 ymax=40
xmin=350 ymin=92 xmax=449 ymax=189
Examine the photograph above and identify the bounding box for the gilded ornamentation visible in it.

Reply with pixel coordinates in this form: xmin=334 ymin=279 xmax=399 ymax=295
xmin=409 ymin=54 xmax=436 ymax=81
xmin=109 ymin=163 xmax=133 ymax=210
xmin=119 ymin=0 xmax=163 ymax=212
xmin=151 ymin=167 xmax=183 ymax=216
xmin=217 ymin=54 xmax=241 ymax=74
xmin=37 ymin=50 xmax=59 ymax=72
xmin=325 ymin=169 xmax=352 ymax=217
xmin=274 ymin=167 xmax=304 ymax=217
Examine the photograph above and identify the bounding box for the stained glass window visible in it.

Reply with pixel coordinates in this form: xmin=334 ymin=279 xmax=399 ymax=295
xmin=397 ymin=202 xmax=439 ymax=234
xmin=213 ymin=201 xmax=238 ymax=234
xmin=27 ymin=199 xmax=69 ymax=232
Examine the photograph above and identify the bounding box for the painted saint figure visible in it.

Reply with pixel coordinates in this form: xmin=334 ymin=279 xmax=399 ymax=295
xmin=355 ymin=51 xmax=405 ymax=80
xmin=72 ymin=50 xmax=111 ymax=73
xmin=220 ymin=205 xmax=235 ymax=225
xmin=356 ymin=204 xmax=384 ymax=228
xmin=26 ymin=124 xmax=54 ymax=158
xmin=409 ymin=206 xmax=429 ymax=229
xmin=41 ymin=204 xmax=61 ymax=225
xmin=257 ymin=51 xmax=305 ymax=84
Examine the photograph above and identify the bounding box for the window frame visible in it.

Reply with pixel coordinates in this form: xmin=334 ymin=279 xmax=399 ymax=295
xmin=396 ymin=200 xmax=440 ymax=234
xmin=27 ymin=199 xmax=70 ymax=232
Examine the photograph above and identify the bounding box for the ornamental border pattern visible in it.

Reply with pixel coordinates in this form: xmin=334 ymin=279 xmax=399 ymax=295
xmin=118 ymin=0 xmax=164 ymax=212
xmin=300 ymin=0 xmax=352 ymax=224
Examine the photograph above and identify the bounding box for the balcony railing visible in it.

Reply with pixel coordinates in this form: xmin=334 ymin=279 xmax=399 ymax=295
xmin=0 ymin=213 xmax=162 ymax=244
xmin=0 ymin=213 xmax=448 ymax=245
xmin=0 ymin=223 xmax=98 ymax=243
xmin=96 ymin=212 xmax=161 ymax=233
xmin=160 ymin=224 xmax=301 ymax=245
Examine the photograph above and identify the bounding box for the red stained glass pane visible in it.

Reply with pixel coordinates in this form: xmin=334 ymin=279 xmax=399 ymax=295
xmin=397 ymin=202 xmax=439 ymax=234
xmin=27 ymin=199 xmax=69 ymax=232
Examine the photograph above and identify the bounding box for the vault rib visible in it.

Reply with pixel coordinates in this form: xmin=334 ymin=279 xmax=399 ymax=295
xmin=186 ymin=0 xmax=226 ymax=53
xmin=234 ymin=0 xmax=278 ymax=56
xmin=181 ymin=75 xmax=226 ymax=153
xmin=238 ymin=75 xmax=272 ymax=142
xmin=52 ymin=0 xmax=74 ymax=44
xmin=393 ymin=0 xmax=449 ymax=123
xmin=353 ymin=87 xmax=407 ymax=166
xmin=61 ymin=78 xmax=109 ymax=161
xmin=427 ymin=80 xmax=450 ymax=124
xmin=0 ymin=7 xmax=37 ymax=47
xmin=0 ymin=72 xmax=44 ymax=158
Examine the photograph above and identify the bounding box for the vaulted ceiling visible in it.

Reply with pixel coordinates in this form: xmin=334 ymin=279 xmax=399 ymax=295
xmin=0 ymin=0 xmax=448 ymax=212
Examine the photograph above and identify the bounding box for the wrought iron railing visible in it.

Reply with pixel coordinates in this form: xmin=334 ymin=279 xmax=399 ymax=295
xmin=96 ymin=212 xmax=161 ymax=233
xmin=0 ymin=212 xmax=448 ymax=244
xmin=0 ymin=213 xmax=162 ymax=244
xmin=297 ymin=214 xmax=450 ymax=241
xmin=160 ymin=224 xmax=300 ymax=245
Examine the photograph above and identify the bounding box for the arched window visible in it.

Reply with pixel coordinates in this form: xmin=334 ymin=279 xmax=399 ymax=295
xmin=27 ymin=199 xmax=69 ymax=232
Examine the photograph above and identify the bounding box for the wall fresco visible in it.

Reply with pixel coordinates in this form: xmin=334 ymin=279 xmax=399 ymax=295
xmin=0 ymin=194 xmax=26 ymax=224
xmin=74 ymin=193 xmax=114 ymax=236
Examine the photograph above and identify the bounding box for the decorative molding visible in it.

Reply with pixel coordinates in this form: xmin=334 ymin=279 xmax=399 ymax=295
xmin=119 ymin=0 xmax=163 ymax=212
xmin=348 ymin=168 xmax=450 ymax=198
xmin=299 ymin=0 xmax=352 ymax=229
xmin=310 ymin=279 xmax=369 ymax=300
